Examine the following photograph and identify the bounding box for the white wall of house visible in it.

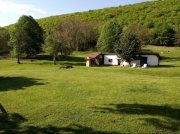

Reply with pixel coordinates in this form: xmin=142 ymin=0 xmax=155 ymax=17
xmin=141 ymin=55 xmax=159 ymax=66
xmin=104 ymin=55 xmax=119 ymax=65
xmin=86 ymin=60 xmax=90 ymax=67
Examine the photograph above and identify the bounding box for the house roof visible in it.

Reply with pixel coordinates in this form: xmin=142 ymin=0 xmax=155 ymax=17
xmin=86 ymin=52 xmax=102 ymax=60
xmin=138 ymin=52 xmax=160 ymax=58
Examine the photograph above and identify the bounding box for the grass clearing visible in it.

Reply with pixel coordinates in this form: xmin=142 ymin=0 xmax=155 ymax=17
xmin=0 ymin=46 xmax=180 ymax=134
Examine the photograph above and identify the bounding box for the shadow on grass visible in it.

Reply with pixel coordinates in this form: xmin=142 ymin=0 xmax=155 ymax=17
xmin=30 ymin=55 xmax=85 ymax=66
xmin=157 ymin=65 xmax=180 ymax=68
xmin=0 ymin=104 xmax=7 ymax=114
xmin=60 ymin=62 xmax=85 ymax=66
xmin=160 ymin=56 xmax=180 ymax=61
xmin=127 ymin=85 xmax=160 ymax=93
xmin=0 ymin=77 xmax=44 ymax=92
xmin=0 ymin=113 xmax=120 ymax=134
xmin=31 ymin=55 xmax=85 ymax=62
xmin=93 ymin=103 xmax=180 ymax=132
xmin=28 ymin=55 xmax=52 ymax=61
xmin=59 ymin=56 xmax=85 ymax=62
xmin=0 ymin=113 xmax=27 ymax=134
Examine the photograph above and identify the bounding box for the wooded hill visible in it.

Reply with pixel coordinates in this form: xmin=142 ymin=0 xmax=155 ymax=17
xmin=5 ymin=0 xmax=179 ymax=50
xmin=36 ymin=0 xmax=179 ymax=45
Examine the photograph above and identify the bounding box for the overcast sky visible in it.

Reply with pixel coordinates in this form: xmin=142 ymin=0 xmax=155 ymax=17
xmin=0 ymin=0 xmax=148 ymax=26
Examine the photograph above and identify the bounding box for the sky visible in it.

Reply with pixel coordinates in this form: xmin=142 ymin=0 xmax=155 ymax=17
xmin=0 ymin=0 xmax=148 ymax=27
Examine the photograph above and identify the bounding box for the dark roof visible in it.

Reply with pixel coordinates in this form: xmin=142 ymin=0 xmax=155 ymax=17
xmin=86 ymin=52 xmax=102 ymax=60
xmin=103 ymin=53 xmax=117 ymax=55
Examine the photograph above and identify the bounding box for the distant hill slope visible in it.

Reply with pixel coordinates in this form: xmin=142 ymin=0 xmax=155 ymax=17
xmin=37 ymin=0 xmax=180 ymax=34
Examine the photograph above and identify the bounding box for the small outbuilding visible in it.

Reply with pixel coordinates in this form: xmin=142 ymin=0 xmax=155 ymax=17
xmin=85 ymin=53 xmax=104 ymax=67
xmin=133 ymin=53 xmax=160 ymax=66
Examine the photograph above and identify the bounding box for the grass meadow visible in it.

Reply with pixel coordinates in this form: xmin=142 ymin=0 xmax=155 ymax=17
xmin=0 ymin=46 xmax=180 ymax=134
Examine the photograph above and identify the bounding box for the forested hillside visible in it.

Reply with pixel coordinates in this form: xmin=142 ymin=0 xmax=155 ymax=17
xmin=3 ymin=0 xmax=179 ymax=58
xmin=37 ymin=0 xmax=179 ymax=45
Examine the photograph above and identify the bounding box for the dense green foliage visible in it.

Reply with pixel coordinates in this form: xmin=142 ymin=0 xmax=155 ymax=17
xmin=45 ymin=27 xmax=72 ymax=65
xmin=44 ymin=18 xmax=97 ymax=64
xmin=3 ymin=0 xmax=179 ymax=58
xmin=175 ymin=28 xmax=180 ymax=46
xmin=36 ymin=0 xmax=180 ymax=46
xmin=0 ymin=27 xmax=10 ymax=55
xmin=9 ymin=15 xmax=44 ymax=59
xmin=18 ymin=15 xmax=44 ymax=57
xmin=97 ymin=20 xmax=122 ymax=52
xmin=0 ymin=46 xmax=180 ymax=133
xmin=4 ymin=0 xmax=179 ymax=57
xmin=124 ymin=24 xmax=150 ymax=45
xmin=115 ymin=31 xmax=141 ymax=63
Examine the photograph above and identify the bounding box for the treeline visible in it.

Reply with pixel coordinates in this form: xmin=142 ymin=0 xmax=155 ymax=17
xmin=1 ymin=0 xmax=180 ymax=63
xmin=35 ymin=0 xmax=180 ymax=46
xmin=0 ymin=16 xmax=147 ymax=65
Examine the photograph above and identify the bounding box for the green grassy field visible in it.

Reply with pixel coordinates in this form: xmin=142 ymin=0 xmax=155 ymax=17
xmin=0 ymin=46 xmax=180 ymax=134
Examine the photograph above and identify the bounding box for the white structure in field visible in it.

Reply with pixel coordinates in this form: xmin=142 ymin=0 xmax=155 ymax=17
xmin=140 ymin=55 xmax=159 ymax=66
xmin=104 ymin=54 xmax=119 ymax=65
xmin=85 ymin=53 xmax=159 ymax=67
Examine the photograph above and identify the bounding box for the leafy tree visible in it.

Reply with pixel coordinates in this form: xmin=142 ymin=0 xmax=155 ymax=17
xmin=152 ymin=24 xmax=175 ymax=46
xmin=0 ymin=27 xmax=10 ymax=55
xmin=45 ymin=23 xmax=72 ymax=65
xmin=160 ymin=25 xmax=175 ymax=46
xmin=15 ymin=15 xmax=44 ymax=58
xmin=115 ymin=31 xmax=141 ymax=63
xmin=97 ymin=20 xmax=122 ymax=52
xmin=15 ymin=27 xmax=31 ymax=64
xmin=54 ymin=17 xmax=97 ymax=51
xmin=124 ymin=24 xmax=150 ymax=45
xmin=9 ymin=15 xmax=44 ymax=63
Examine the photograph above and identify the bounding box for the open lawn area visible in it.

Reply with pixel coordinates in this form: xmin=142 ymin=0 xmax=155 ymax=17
xmin=0 ymin=46 xmax=180 ymax=134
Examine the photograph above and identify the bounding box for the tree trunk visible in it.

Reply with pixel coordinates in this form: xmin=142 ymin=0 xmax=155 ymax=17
xmin=17 ymin=53 xmax=21 ymax=64
xmin=53 ymin=54 xmax=56 ymax=65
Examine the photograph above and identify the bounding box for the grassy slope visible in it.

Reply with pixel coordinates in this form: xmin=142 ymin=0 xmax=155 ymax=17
xmin=0 ymin=46 xmax=180 ymax=134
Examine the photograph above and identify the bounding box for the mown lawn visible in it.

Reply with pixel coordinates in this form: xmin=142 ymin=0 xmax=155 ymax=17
xmin=0 ymin=46 xmax=180 ymax=134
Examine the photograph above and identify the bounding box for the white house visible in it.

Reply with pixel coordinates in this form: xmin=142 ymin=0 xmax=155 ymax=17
xmin=104 ymin=54 xmax=119 ymax=65
xmin=140 ymin=54 xmax=159 ymax=66
xmin=85 ymin=53 xmax=159 ymax=67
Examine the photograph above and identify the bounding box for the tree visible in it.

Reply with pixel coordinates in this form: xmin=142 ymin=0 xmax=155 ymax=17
xmin=115 ymin=31 xmax=141 ymax=63
xmin=15 ymin=27 xmax=31 ymax=64
xmin=0 ymin=27 xmax=10 ymax=55
xmin=152 ymin=24 xmax=175 ymax=46
xmin=124 ymin=24 xmax=150 ymax=45
xmin=55 ymin=17 xmax=97 ymax=51
xmin=45 ymin=18 xmax=98 ymax=64
xmin=97 ymin=20 xmax=122 ymax=53
xmin=10 ymin=15 xmax=44 ymax=63
xmin=14 ymin=15 xmax=44 ymax=58
xmin=45 ymin=29 xmax=72 ymax=65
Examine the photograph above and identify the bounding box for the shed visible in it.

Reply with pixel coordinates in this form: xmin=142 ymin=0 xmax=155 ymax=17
xmin=134 ymin=53 xmax=160 ymax=66
xmin=85 ymin=53 xmax=103 ymax=67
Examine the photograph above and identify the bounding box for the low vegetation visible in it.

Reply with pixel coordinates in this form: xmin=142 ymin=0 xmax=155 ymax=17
xmin=0 ymin=46 xmax=180 ymax=134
